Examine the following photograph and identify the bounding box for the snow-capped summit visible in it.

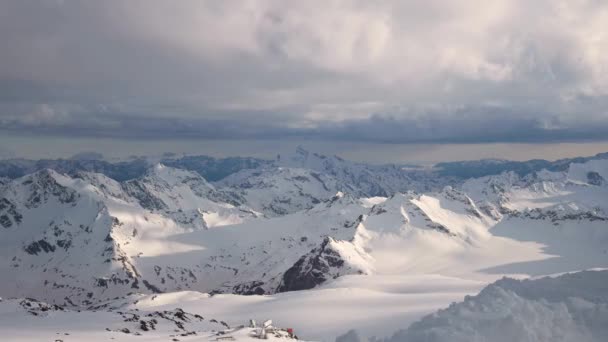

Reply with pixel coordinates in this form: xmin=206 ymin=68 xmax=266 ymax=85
xmin=276 ymin=236 xmax=373 ymax=293
xmin=122 ymin=164 xmax=258 ymax=229
xmin=0 ymin=166 xmax=262 ymax=306
xmin=278 ymin=145 xmax=345 ymax=171
xmin=463 ymin=158 xmax=608 ymax=221
xmin=217 ymin=147 xmax=458 ymax=217
xmin=218 ymin=166 xmax=355 ymax=216
xmin=276 ymin=146 xmax=441 ymax=196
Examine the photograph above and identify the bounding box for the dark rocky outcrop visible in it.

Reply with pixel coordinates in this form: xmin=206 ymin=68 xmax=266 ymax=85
xmin=0 ymin=198 xmax=22 ymax=228
xmin=121 ymin=180 xmax=168 ymax=211
xmin=232 ymin=280 xmax=266 ymax=295
xmin=24 ymin=239 xmax=56 ymax=255
xmin=277 ymin=237 xmax=363 ymax=293
xmin=587 ymin=171 xmax=605 ymax=186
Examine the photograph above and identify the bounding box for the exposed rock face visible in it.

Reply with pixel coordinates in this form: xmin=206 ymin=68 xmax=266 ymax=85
xmin=231 ymin=281 xmax=267 ymax=295
xmin=6 ymin=297 xmax=232 ymax=337
xmin=277 ymin=146 xmax=449 ymax=196
xmin=218 ymin=167 xmax=346 ymax=216
xmin=0 ymin=198 xmax=22 ymax=228
xmin=587 ymin=171 xmax=605 ymax=186
xmin=22 ymin=169 xmax=79 ymax=209
xmin=0 ymin=166 xmax=260 ymax=306
xmin=276 ymin=237 xmax=367 ymax=293
xmin=121 ymin=165 xmax=256 ymax=229
xmin=121 ymin=179 xmax=168 ymax=211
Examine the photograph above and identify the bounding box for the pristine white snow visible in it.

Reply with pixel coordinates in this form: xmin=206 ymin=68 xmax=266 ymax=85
xmin=363 ymin=270 xmax=608 ymax=342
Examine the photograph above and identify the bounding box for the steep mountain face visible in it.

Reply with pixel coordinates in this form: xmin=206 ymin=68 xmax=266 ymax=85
xmin=277 ymin=236 xmax=372 ymax=292
xmin=215 ymin=146 xmax=459 ymax=217
xmin=0 ymin=166 xmax=260 ymax=306
xmin=453 ymin=159 xmax=608 ymax=276
xmin=363 ymin=188 xmax=490 ymax=241
xmin=121 ymin=164 xmax=257 ymax=229
xmin=208 ymin=187 xmax=502 ymax=295
xmin=276 ymin=146 xmax=452 ymax=195
xmin=217 ymin=166 xmax=356 ymax=216
xmin=198 ymin=193 xmax=371 ymax=295
xmin=0 ymin=170 xmax=132 ymax=306
xmin=462 ymin=159 xmax=608 ymax=223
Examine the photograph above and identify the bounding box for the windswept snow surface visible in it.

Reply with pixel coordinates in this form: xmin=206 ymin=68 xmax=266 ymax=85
xmin=99 ymin=275 xmax=486 ymax=341
xmin=362 ymin=270 xmax=608 ymax=342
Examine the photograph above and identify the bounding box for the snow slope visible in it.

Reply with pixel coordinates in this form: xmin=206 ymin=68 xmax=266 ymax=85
xmin=0 ymin=297 xmax=298 ymax=342
xmin=370 ymin=270 xmax=608 ymax=342
xmin=0 ymin=166 xmax=260 ymax=305
xmin=217 ymin=147 xmax=455 ymax=216
xmin=276 ymin=146 xmax=439 ymax=196
xmin=99 ymin=274 xmax=486 ymax=341
xmin=218 ymin=166 xmax=353 ymax=216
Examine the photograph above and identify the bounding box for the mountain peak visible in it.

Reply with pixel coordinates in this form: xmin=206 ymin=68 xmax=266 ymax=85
xmin=143 ymin=163 xmax=210 ymax=186
xmin=295 ymin=145 xmax=310 ymax=156
xmin=277 ymin=146 xmax=333 ymax=171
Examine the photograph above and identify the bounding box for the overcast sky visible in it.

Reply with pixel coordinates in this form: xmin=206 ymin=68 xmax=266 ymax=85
xmin=1 ymin=0 xmax=608 ymax=161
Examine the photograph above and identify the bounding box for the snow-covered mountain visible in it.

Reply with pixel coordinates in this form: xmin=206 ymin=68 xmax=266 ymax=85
xmin=276 ymin=146 xmax=453 ymax=195
xmin=120 ymin=164 xmax=257 ymax=229
xmin=217 ymin=166 xmax=356 ymax=216
xmin=462 ymin=158 xmax=608 ymax=222
xmin=0 ymin=169 xmax=497 ymax=303
xmin=0 ymin=154 xmax=270 ymax=182
xmin=3 ymin=157 xmax=608 ymax=305
xmin=0 ymin=166 xmax=260 ymax=306
xmin=217 ymin=146 xmax=455 ymax=216
xmin=0 ymin=153 xmax=607 ymax=341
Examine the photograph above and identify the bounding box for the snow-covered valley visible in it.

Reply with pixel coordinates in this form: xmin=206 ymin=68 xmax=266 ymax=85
xmin=0 ymin=148 xmax=607 ymax=341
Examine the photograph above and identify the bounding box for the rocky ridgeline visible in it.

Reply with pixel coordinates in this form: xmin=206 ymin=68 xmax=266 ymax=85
xmin=277 ymin=237 xmax=369 ymax=292
xmin=4 ymin=297 xmax=234 ymax=339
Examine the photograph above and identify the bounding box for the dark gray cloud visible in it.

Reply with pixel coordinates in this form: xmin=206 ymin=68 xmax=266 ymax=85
xmin=3 ymin=102 xmax=608 ymax=144
xmin=0 ymin=0 xmax=607 ymax=144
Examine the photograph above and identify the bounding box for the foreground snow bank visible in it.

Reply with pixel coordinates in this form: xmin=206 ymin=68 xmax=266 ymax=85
xmin=0 ymin=297 xmax=300 ymax=342
xmin=337 ymin=270 xmax=608 ymax=342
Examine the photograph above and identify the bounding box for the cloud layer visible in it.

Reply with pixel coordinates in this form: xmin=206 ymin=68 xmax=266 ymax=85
xmin=1 ymin=0 xmax=607 ymax=143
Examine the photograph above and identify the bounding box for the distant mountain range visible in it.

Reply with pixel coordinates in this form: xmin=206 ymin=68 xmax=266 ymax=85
xmin=1 ymin=148 xmax=606 ymax=187
xmin=1 ymin=147 xmax=606 ymax=307
xmin=435 ymin=152 xmax=608 ymax=178
xmin=0 ymin=155 xmax=269 ymax=182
